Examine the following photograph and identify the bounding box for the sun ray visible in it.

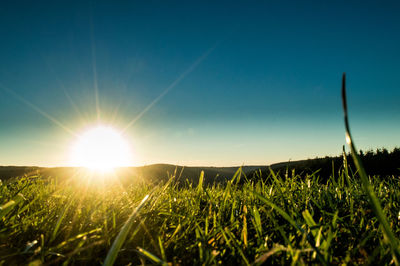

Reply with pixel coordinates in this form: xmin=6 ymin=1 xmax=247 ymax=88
xmin=110 ymin=100 xmax=123 ymax=125
xmin=90 ymin=16 xmax=101 ymax=122
xmin=0 ymin=84 xmax=77 ymax=137
xmin=43 ymin=53 xmax=89 ymax=127
xmin=63 ymin=88 xmax=88 ymax=125
xmin=122 ymin=43 xmax=219 ymax=133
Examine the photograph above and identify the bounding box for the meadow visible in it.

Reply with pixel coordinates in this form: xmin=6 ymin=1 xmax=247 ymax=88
xmin=1 ymin=161 xmax=400 ymax=265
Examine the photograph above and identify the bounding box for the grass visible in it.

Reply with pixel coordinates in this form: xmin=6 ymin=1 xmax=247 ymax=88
xmin=1 ymin=164 xmax=400 ymax=265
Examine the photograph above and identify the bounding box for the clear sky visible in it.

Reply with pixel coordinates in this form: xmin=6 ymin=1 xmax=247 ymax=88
xmin=1 ymin=1 xmax=400 ymax=167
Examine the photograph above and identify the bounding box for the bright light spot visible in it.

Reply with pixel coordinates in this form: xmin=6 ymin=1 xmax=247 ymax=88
xmin=345 ymin=133 xmax=351 ymax=145
xmin=70 ymin=125 xmax=133 ymax=172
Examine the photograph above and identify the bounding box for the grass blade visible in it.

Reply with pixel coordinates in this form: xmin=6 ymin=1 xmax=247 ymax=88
xmin=341 ymin=73 xmax=400 ymax=262
xmin=0 ymin=193 xmax=25 ymax=220
xmin=103 ymin=194 xmax=149 ymax=266
xmin=51 ymin=198 xmax=72 ymax=243
xmin=197 ymin=170 xmax=204 ymax=192
xmin=136 ymin=246 xmax=167 ymax=266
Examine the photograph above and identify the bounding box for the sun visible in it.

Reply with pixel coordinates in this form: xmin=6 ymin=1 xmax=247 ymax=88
xmin=70 ymin=125 xmax=133 ymax=172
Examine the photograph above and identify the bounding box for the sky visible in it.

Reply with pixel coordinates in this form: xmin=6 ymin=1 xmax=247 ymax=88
xmin=1 ymin=1 xmax=400 ymax=167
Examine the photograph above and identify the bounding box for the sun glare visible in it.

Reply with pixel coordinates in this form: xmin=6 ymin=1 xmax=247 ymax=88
xmin=70 ymin=125 xmax=133 ymax=172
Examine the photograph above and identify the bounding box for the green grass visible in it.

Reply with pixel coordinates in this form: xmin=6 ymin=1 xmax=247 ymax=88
xmin=1 ymin=164 xmax=400 ymax=265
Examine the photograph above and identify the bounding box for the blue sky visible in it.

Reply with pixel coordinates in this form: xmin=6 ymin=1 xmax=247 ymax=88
xmin=1 ymin=1 xmax=400 ymax=166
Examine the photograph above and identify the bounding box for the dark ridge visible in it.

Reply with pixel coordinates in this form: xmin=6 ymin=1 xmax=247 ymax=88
xmin=0 ymin=166 xmax=40 ymax=180
xmin=0 ymin=164 xmax=266 ymax=186
xmin=1 ymin=148 xmax=399 ymax=184
xmin=248 ymin=147 xmax=400 ymax=182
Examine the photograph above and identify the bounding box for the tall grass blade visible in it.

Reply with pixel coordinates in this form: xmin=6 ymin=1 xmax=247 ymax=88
xmin=197 ymin=170 xmax=204 ymax=192
xmin=51 ymin=199 xmax=72 ymax=243
xmin=103 ymin=194 xmax=149 ymax=266
xmin=231 ymin=167 xmax=243 ymax=184
xmin=158 ymin=236 xmax=167 ymax=263
xmin=341 ymin=73 xmax=400 ymax=262
xmin=251 ymin=205 xmax=262 ymax=238
xmin=137 ymin=246 xmax=168 ymax=265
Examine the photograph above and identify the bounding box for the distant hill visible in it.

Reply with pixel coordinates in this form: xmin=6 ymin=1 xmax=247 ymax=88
xmin=2 ymin=147 xmax=399 ymax=184
xmin=0 ymin=164 xmax=265 ymax=185
xmin=0 ymin=166 xmax=40 ymax=180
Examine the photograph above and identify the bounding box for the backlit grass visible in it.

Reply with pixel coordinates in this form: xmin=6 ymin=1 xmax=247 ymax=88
xmin=1 ymin=165 xmax=400 ymax=265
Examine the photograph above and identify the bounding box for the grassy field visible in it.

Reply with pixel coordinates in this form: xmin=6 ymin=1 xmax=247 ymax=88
xmin=1 ymin=162 xmax=400 ymax=265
